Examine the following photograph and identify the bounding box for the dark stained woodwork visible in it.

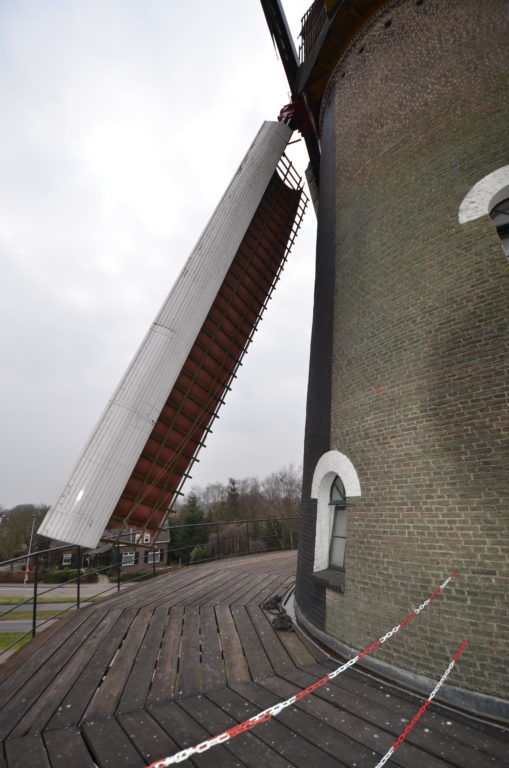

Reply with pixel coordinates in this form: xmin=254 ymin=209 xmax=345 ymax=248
xmin=1 ymin=552 xmax=508 ymax=768
xmin=108 ymin=173 xmax=303 ymax=533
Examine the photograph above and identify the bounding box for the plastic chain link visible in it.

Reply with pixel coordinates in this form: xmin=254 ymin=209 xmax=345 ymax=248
xmin=372 ymin=639 xmax=468 ymax=768
xmin=146 ymin=570 xmax=457 ymax=768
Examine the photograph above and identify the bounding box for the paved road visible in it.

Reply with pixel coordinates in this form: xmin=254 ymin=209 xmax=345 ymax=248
xmin=0 ymin=600 xmax=95 ymax=635
xmin=0 ymin=579 xmax=124 ymax=663
xmin=0 ymin=585 xmax=118 ymax=600
xmin=0 ymin=602 xmax=93 ymax=615
xmin=0 ymin=618 xmax=58 ymax=633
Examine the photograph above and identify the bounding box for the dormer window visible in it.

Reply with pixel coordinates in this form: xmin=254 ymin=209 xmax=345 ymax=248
xmin=329 ymin=475 xmax=346 ymax=571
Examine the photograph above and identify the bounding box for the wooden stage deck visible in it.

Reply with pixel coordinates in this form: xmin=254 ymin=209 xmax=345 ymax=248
xmin=1 ymin=551 xmax=508 ymax=767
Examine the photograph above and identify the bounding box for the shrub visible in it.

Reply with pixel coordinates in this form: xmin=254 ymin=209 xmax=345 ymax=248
xmin=43 ymin=569 xmax=98 ymax=584
xmin=190 ymin=544 xmax=209 ymax=564
xmin=248 ymin=538 xmax=267 ymax=553
xmin=0 ymin=569 xmax=34 ymax=584
xmin=108 ymin=570 xmax=153 ymax=584
xmin=44 ymin=569 xmax=77 ymax=583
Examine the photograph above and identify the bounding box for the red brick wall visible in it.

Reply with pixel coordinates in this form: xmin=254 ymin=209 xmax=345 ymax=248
xmin=298 ymin=0 xmax=509 ymax=700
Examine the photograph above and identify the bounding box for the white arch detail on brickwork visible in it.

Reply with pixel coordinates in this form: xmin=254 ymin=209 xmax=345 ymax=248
xmin=459 ymin=165 xmax=509 ymax=223
xmin=311 ymin=450 xmax=361 ymax=573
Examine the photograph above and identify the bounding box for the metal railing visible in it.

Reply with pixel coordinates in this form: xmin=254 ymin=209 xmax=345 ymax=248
xmin=0 ymin=516 xmax=298 ymax=659
xmin=299 ymin=0 xmax=328 ymax=62
xmin=167 ymin=515 xmax=299 ymax=565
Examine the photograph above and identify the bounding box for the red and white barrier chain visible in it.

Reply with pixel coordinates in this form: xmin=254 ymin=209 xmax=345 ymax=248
xmin=147 ymin=570 xmax=457 ymax=768
xmin=372 ymin=638 xmax=468 ymax=768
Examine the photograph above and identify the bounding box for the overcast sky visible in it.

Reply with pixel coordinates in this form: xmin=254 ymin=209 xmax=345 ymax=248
xmin=0 ymin=0 xmax=316 ymax=509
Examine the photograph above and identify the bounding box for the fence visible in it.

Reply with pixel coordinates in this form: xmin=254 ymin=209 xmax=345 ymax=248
xmin=0 ymin=516 xmax=298 ymax=659
xmin=167 ymin=516 xmax=299 ymax=565
xmin=299 ymin=0 xmax=328 ymax=62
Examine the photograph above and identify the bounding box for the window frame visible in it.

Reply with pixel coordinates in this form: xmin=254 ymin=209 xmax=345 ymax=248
xmin=143 ymin=549 xmax=164 ymax=565
xmin=328 ymin=475 xmax=347 ymax=572
xmin=122 ymin=551 xmax=136 ymax=567
xmin=310 ymin=451 xmax=361 ymax=591
xmin=459 ymin=165 xmax=509 ymax=259
xmin=489 ymin=196 xmax=509 ymax=256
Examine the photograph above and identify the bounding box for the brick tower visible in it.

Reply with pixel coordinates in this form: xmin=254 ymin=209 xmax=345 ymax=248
xmin=263 ymin=0 xmax=509 ymax=719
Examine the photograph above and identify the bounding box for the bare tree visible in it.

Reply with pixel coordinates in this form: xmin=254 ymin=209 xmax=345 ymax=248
xmin=188 ymin=464 xmax=302 ymax=524
xmin=262 ymin=464 xmax=302 ymax=518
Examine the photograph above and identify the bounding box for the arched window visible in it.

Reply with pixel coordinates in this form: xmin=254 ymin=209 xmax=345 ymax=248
xmin=310 ymin=451 xmax=361 ymax=576
xmin=329 ymin=475 xmax=346 ymax=571
xmin=459 ymin=165 xmax=509 ymax=259
xmin=489 ymin=197 xmax=509 ymax=256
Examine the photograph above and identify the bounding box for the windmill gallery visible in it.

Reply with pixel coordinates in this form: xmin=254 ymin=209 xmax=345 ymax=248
xmin=3 ymin=1 xmax=508 ymax=766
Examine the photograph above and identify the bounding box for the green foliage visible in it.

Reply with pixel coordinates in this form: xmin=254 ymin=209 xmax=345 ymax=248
xmin=79 ymin=569 xmax=99 ymax=584
xmin=225 ymin=478 xmax=239 ymax=520
xmin=186 ymin=464 xmax=302 ymax=525
xmin=190 ymin=544 xmax=209 ymax=563
xmin=183 ymin=493 xmax=205 ymax=526
xmin=169 ymin=494 xmax=207 ymax=563
xmin=2 ymin=465 xmax=302 ymax=576
xmin=170 ymin=465 xmax=302 ymax=559
xmin=108 ymin=570 xmax=152 ymax=583
xmin=43 ymin=569 xmax=77 ymax=583
xmin=0 ymin=596 xmax=81 ymax=604
xmin=0 ymin=569 xmax=34 ymax=584
xmin=0 ymin=610 xmax=62 ymax=622
xmin=0 ymin=632 xmax=29 ymax=652
xmin=0 ymin=504 xmax=50 ymax=562
xmin=43 ymin=568 xmax=98 ymax=584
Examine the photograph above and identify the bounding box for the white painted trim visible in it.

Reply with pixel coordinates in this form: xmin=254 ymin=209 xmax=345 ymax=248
xmin=311 ymin=450 xmax=361 ymax=573
xmin=458 ymin=165 xmax=509 ymax=224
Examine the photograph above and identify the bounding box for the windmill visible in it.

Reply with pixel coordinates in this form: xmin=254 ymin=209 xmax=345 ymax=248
xmin=259 ymin=0 xmax=509 ymax=716
xmin=30 ymin=0 xmax=509 ymax=717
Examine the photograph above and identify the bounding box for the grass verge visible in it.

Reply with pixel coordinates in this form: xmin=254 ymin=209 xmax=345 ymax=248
xmin=0 ymin=632 xmax=30 ymax=652
xmin=0 ymin=595 xmax=103 ymax=605
xmin=0 ymin=610 xmax=62 ymax=621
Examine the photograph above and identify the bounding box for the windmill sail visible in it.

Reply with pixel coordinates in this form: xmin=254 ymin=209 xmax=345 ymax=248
xmin=38 ymin=120 xmax=307 ymax=549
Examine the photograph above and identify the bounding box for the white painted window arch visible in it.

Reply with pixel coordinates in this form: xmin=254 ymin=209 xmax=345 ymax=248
xmin=459 ymin=165 xmax=509 ymax=257
xmin=311 ymin=450 xmax=361 ymax=573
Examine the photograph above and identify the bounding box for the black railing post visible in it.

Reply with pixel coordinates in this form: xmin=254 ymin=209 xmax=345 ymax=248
xmin=216 ymin=522 xmax=220 ymax=560
xmin=77 ymin=546 xmax=81 ymax=609
xmin=32 ymin=554 xmax=39 ymax=638
xmin=116 ymin=543 xmax=121 ymax=592
xmin=246 ymin=520 xmax=250 ymax=554
xmin=152 ymin=549 xmax=156 ymax=578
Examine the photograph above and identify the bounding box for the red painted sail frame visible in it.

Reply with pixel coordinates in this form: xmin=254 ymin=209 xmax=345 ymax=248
xmin=109 ymin=160 xmax=306 ymax=532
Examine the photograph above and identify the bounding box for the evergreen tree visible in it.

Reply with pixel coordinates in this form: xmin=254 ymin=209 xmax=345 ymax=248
xmin=225 ymin=478 xmax=239 ymax=521
xmin=169 ymin=494 xmax=207 ymax=563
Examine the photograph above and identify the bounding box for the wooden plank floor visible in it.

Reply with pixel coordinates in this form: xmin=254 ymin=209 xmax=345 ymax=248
xmin=0 ymin=551 xmax=508 ymax=767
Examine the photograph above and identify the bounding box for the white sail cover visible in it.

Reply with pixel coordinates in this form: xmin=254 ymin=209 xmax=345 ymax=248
xmin=39 ymin=121 xmax=295 ymax=549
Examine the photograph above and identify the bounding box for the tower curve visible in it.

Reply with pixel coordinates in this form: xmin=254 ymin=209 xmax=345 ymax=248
xmin=289 ymin=0 xmax=508 ymax=719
